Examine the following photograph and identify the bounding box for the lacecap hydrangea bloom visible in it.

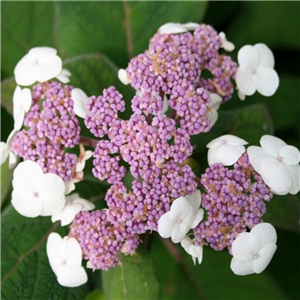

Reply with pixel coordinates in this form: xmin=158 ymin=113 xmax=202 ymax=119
xmin=2 ymin=22 xmax=299 ymax=289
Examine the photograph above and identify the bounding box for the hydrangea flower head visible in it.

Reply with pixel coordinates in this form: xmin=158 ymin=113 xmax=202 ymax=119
xmin=248 ymin=135 xmax=300 ymax=195
xmin=236 ymin=44 xmax=279 ymax=98
xmin=14 ymin=47 xmax=62 ymax=86
xmin=46 ymin=232 xmax=87 ymax=287
xmin=230 ymin=223 xmax=277 ymax=275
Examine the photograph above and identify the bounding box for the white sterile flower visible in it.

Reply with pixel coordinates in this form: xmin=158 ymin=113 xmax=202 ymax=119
xmin=52 ymin=193 xmax=95 ymax=226
xmin=71 ymin=88 xmax=89 ymax=118
xmin=238 ymin=90 xmax=246 ymax=101
xmin=14 ymin=47 xmax=62 ymax=86
xmin=0 ymin=129 xmax=18 ymax=168
xmin=230 ymin=223 xmax=277 ymax=275
xmin=13 ymin=86 xmax=32 ymax=130
xmin=158 ymin=22 xmax=200 ymax=34
xmin=56 ymin=68 xmax=71 ymax=83
xmin=76 ymin=144 xmax=93 ymax=173
xmin=158 ymin=190 xmax=203 ymax=243
xmin=158 ymin=197 xmax=195 ymax=243
xmin=248 ymin=135 xmax=300 ymax=195
xmin=47 ymin=233 xmax=87 ymax=287
xmin=207 ymin=93 xmax=222 ymax=127
xmin=12 ymin=161 xmax=65 ymax=217
xmin=207 ymin=134 xmax=248 ymax=166
xmin=118 ymin=69 xmax=131 ymax=85
xmin=181 ymin=236 xmax=203 ymax=266
xmin=184 ymin=190 xmax=204 ymax=228
xmin=219 ymin=32 xmax=235 ymax=52
xmin=162 ymin=95 xmax=169 ymax=114
xmin=236 ymin=43 xmax=279 ymax=97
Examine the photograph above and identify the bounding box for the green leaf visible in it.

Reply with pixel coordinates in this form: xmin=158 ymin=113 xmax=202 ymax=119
xmin=1 ymin=206 xmax=90 ymax=300
xmin=227 ymin=2 xmax=300 ymax=50
xmin=1 ymin=1 xmax=56 ymax=79
xmin=152 ymin=236 xmax=290 ymax=300
xmin=1 ymin=160 xmax=13 ymax=206
xmin=102 ymin=250 xmax=159 ymax=300
xmin=55 ymin=1 xmax=207 ymax=67
xmin=192 ymin=103 xmax=273 ymax=154
xmin=85 ymin=290 xmax=106 ymax=300
xmin=264 ymin=194 xmax=300 ymax=232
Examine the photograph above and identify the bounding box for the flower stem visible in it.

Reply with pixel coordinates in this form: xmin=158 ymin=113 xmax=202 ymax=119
xmin=79 ymin=136 xmax=99 ymax=148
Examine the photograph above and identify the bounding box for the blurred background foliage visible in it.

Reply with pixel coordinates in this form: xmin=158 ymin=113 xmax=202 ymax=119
xmin=1 ymin=1 xmax=300 ymax=300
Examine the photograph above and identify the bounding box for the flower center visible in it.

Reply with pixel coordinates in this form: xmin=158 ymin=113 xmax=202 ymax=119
xmin=62 ymin=260 xmax=66 ymax=265
xmin=177 ymin=219 xmax=182 ymax=224
xmin=253 ymin=254 xmax=259 ymax=259
xmin=34 ymin=60 xmax=39 ymax=65
xmin=252 ymin=68 xmax=257 ymax=74
xmin=33 ymin=191 xmax=39 ymax=197
xmin=277 ymin=156 xmax=283 ymax=162
xmin=221 ymin=139 xmax=226 ymax=145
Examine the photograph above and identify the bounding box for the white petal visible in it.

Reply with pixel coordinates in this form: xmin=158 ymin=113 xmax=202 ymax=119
xmin=236 ymin=68 xmax=256 ymax=96
xmin=250 ymin=223 xmax=277 ymax=246
xmin=29 ymin=47 xmax=57 ymax=57
xmin=190 ymin=245 xmax=203 ymax=264
xmin=56 ymin=74 xmax=70 ymax=84
xmin=65 ymin=180 xmax=76 ymax=195
xmin=231 ymin=232 xmax=260 ymax=262
xmin=255 ymin=68 xmax=279 ymax=97
xmin=8 ymin=152 xmax=18 ymax=169
xmin=253 ymin=244 xmax=277 ymax=274
xmin=230 ymin=258 xmax=254 ymax=276
xmin=254 ymin=43 xmax=275 ymax=68
xmin=47 ymin=233 xmax=66 ymax=274
xmin=208 ymin=93 xmax=222 ymax=110
xmin=260 ymin=135 xmax=286 ymax=158
xmin=286 ymin=164 xmax=300 ymax=195
xmin=118 ymin=69 xmax=131 ymax=85
xmin=260 ymin=157 xmax=291 ymax=194
xmin=38 ymin=173 xmax=66 ymax=216
xmin=57 ymin=266 xmax=87 ymax=287
xmin=14 ymin=55 xmax=40 ymax=86
xmin=22 ymin=88 xmax=32 ymax=112
xmin=247 ymin=146 xmax=268 ymax=174
xmin=37 ymin=55 xmax=62 ymax=83
xmin=207 ymin=135 xmax=248 ymax=148
xmin=185 ymin=190 xmax=201 ymax=212
xmin=170 ymin=197 xmax=191 ymax=220
xmin=181 ymin=236 xmax=193 ymax=254
xmin=158 ymin=23 xmax=188 ymax=34
xmin=86 ymin=260 xmax=93 ymax=269
xmin=7 ymin=129 xmax=18 ymax=148
xmin=162 ymin=95 xmax=169 ymax=114
xmin=0 ymin=142 xmax=9 ymax=165
xmin=223 ymin=41 xmax=235 ymax=52
xmin=11 ymin=189 xmax=43 ymax=217
xmin=64 ymin=237 xmax=83 ymax=268
xmin=158 ymin=212 xmax=176 ymax=238
xmin=191 ymin=209 xmax=204 ymax=229
xmin=238 ymin=90 xmax=246 ymax=101
xmin=208 ymin=144 xmax=245 ymax=166
xmin=71 ymin=88 xmax=89 ymax=118
xmin=171 ymin=221 xmax=191 ymax=243
xmin=279 ymin=146 xmax=300 ymax=165
xmin=238 ymin=45 xmax=260 ymax=69
xmin=52 ymin=203 xmax=83 ymax=226
xmin=181 ymin=22 xmax=200 ymax=31
xmin=13 ymin=86 xmax=24 ymax=130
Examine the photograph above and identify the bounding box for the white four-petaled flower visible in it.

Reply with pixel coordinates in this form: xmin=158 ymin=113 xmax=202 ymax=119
xmin=207 ymin=135 xmax=248 ymax=166
xmin=248 ymin=135 xmax=300 ymax=195
xmin=51 ymin=193 xmax=95 ymax=226
xmin=12 ymin=161 xmax=65 ymax=217
xmin=14 ymin=47 xmax=62 ymax=86
xmin=236 ymin=44 xmax=279 ymax=98
xmin=158 ymin=190 xmax=204 ymax=243
xmin=181 ymin=236 xmax=203 ymax=266
xmin=158 ymin=22 xmax=200 ymax=34
xmin=47 ymin=232 xmax=88 ymax=287
xmin=13 ymin=86 xmax=32 ymax=130
xmin=219 ymin=32 xmax=235 ymax=52
xmin=71 ymin=88 xmax=89 ymax=118
xmin=230 ymin=223 xmax=277 ymax=275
